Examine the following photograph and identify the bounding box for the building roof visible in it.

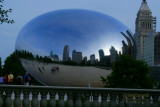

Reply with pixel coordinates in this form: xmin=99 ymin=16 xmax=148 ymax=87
xmin=139 ymin=0 xmax=151 ymax=12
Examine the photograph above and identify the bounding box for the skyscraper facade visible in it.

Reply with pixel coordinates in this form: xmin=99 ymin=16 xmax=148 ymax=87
xmin=154 ymin=32 xmax=160 ymax=66
xmin=110 ymin=46 xmax=118 ymax=63
xmin=144 ymin=34 xmax=155 ymax=66
xmin=83 ymin=56 xmax=87 ymax=64
xmin=72 ymin=50 xmax=76 ymax=62
xmin=72 ymin=50 xmax=82 ymax=64
xmin=90 ymin=54 xmax=95 ymax=64
xmin=144 ymin=32 xmax=160 ymax=66
xmin=50 ymin=51 xmax=59 ymax=61
xmin=63 ymin=45 xmax=70 ymax=61
xmin=134 ymin=0 xmax=156 ymax=60
xmin=98 ymin=49 xmax=104 ymax=64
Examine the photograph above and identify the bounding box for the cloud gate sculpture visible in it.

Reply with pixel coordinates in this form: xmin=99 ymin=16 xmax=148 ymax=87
xmin=15 ymin=9 xmax=136 ymax=87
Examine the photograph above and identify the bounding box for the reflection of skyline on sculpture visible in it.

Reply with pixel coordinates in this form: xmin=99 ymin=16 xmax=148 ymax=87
xmin=15 ymin=9 xmax=130 ymax=60
xmin=15 ymin=9 xmax=137 ymax=87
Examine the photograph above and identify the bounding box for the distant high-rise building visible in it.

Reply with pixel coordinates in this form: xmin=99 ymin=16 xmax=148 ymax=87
xmin=50 ymin=51 xmax=54 ymax=57
xmin=50 ymin=51 xmax=59 ymax=61
xmin=134 ymin=0 xmax=156 ymax=60
xmin=98 ymin=49 xmax=104 ymax=64
xmin=90 ymin=54 xmax=95 ymax=64
xmin=68 ymin=57 xmax=71 ymax=61
xmin=104 ymin=55 xmax=110 ymax=66
xmin=72 ymin=50 xmax=76 ymax=61
xmin=72 ymin=50 xmax=82 ymax=64
xmin=154 ymin=32 xmax=160 ymax=66
xmin=144 ymin=33 xmax=155 ymax=66
xmin=144 ymin=32 xmax=160 ymax=66
xmin=63 ymin=45 xmax=70 ymax=61
xmin=53 ymin=55 xmax=59 ymax=61
xmin=83 ymin=56 xmax=87 ymax=64
xmin=110 ymin=46 xmax=118 ymax=63
xmin=95 ymin=59 xmax=98 ymax=63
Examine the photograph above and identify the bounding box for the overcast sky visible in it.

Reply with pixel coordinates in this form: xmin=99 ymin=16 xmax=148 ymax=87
xmin=0 ymin=0 xmax=160 ymax=63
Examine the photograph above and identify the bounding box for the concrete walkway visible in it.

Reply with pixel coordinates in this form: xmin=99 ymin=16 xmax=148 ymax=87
xmin=21 ymin=59 xmax=112 ymax=87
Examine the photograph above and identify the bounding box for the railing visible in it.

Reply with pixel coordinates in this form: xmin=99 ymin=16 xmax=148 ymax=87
xmin=0 ymin=85 xmax=160 ymax=107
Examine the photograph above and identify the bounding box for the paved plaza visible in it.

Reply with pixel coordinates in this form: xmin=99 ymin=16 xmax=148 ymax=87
xmin=21 ymin=59 xmax=112 ymax=87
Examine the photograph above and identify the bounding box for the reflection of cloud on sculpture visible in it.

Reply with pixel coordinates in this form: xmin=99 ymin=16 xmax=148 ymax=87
xmin=16 ymin=39 xmax=48 ymax=57
xmin=15 ymin=9 xmax=136 ymax=87
xmin=16 ymin=9 xmax=131 ymax=60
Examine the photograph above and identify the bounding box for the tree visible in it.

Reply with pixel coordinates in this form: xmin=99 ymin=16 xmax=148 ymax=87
xmin=2 ymin=51 xmax=43 ymax=85
xmin=0 ymin=0 xmax=14 ymax=24
xmin=101 ymin=55 xmax=156 ymax=89
xmin=36 ymin=55 xmax=39 ymax=60
xmin=2 ymin=52 xmax=26 ymax=76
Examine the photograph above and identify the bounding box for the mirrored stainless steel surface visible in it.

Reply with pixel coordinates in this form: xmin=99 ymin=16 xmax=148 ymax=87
xmin=15 ymin=9 xmax=134 ymax=87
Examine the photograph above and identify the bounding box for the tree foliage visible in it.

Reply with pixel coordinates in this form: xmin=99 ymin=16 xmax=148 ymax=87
xmin=101 ymin=55 xmax=156 ymax=89
xmin=1 ymin=51 xmax=43 ymax=85
xmin=2 ymin=52 xmax=26 ymax=76
xmin=0 ymin=0 xmax=14 ymax=24
xmin=16 ymin=50 xmax=34 ymax=60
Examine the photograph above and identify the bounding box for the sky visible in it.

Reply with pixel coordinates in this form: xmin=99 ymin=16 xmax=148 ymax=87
xmin=0 ymin=0 xmax=160 ymax=64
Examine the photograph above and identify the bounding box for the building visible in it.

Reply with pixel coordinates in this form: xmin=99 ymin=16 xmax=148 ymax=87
xmin=72 ymin=50 xmax=82 ymax=64
xmin=98 ymin=49 xmax=105 ymax=64
xmin=72 ymin=50 xmax=76 ymax=61
xmin=104 ymin=55 xmax=110 ymax=66
xmin=95 ymin=59 xmax=98 ymax=63
xmin=134 ymin=0 xmax=156 ymax=60
xmin=144 ymin=33 xmax=155 ymax=66
xmin=144 ymin=32 xmax=160 ymax=66
xmin=50 ymin=51 xmax=59 ymax=61
xmin=90 ymin=54 xmax=95 ymax=64
xmin=50 ymin=51 xmax=54 ymax=57
xmin=83 ymin=56 xmax=87 ymax=64
xmin=63 ymin=45 xmax=70 ymax=61
xmin=110 ymin=46 xmax=118 ymax=63
xmin=154 ymin=32 xmax=160 ymax=66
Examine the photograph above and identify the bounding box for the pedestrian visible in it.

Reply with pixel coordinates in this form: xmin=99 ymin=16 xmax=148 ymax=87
xmin=29 ymin=78 xmax=34 ymax=85
xmin=23 ymin=72 xmax=31 ymax=85
xmin=42 ymin=66 xmax=44 ymax=70
xmin=8 ymin=72 xmax=14 ymax=84
xmin=56 ymin=66 xmax=59 ymax=71
xmin=53 ymin=66 xmax=56 ymax=71
xmin=3 ymin=74 xmax=8 ymax=84
xmin=88 ymin=83 xmax=91 ymax=88
xmin=17 ymin=75 xmax=23 ymax=85
xmin=38 ymin=66 xmax=43 ymax=73
xmin=0 ymin=75 xmax=3 ymax=84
